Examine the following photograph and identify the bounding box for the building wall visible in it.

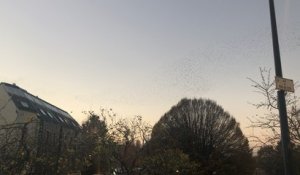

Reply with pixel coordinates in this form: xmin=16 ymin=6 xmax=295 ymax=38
xmin=0 ymin=83 xmax=81 ymax=174
xmin=0 ymin=86 xmax=18 ymax=125
xmin=0 ymin=85 xmax=40 ymax=151
xmin=0 ymin=86 xmax=21 ymax=151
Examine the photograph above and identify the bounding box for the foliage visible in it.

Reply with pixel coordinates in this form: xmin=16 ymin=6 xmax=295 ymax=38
xmin=80 ymin=111 xmax=113 ymax=174
xmin=149 ymin=98 xmax=254 ymax=175
xmin=0 ymin=120 xmax=82 ymax=175
xmin=80 ymin=109 xmax=152 ymax=175
xmin=141 ymin=149 xmax=201 ymax=175
xmin=256 ymin=143 xmax=300 ymax=175
xmin=0 ymin=122 xmax=34 ymax=174
xmin=256 ymin=145 xmax=282 ymax=175
xmin=0 ymin=109 xmax=152 ymax=175
xmin=104 ymin=109 xmax=152 ymax=175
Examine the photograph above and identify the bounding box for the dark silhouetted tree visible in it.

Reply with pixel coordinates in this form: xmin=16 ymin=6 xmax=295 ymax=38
xmin=107 ymin=114 xmax=152 ymax=175
xmin=81 ymin=109 xmax=152 ymax=175
xmin=149 ymin=98 xmax=254 ymax=175
xmin=80 ymin=111 xmax=113 ymax=175
xmin=256 ymin=143 xmax=300 ymax=175
xmin=256 ymin=145 xmax=282 ymax=175
xmin=140 ymin=149 xmax=201 ymax=175
xmin=0 ymin=119 xmax=82 ymax=175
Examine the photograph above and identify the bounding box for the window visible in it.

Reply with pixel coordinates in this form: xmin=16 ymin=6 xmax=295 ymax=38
xmin=58 ymin=116 xmax=64 ymax=123
xmin=40 ymin=109 xmax=46 ymax=115
xmin=47 ymin=112 xmax=54 ymax=119
xmin=20 ymin=101 xmax=29 ymax=108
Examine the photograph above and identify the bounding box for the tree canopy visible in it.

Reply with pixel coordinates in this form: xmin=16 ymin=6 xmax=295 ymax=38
xmin=149 ymin=98 xmax=254 ymax=175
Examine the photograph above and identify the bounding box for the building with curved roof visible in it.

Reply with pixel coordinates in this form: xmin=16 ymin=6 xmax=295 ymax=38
xmin=0 ymin=83 xmax=79 ymax=127
xmin=0 ymin=82 xmax=80 ymax=158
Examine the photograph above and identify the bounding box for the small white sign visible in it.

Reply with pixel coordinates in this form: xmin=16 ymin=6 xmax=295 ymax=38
xmin=275 ymin=77 xmax=295 ymax=92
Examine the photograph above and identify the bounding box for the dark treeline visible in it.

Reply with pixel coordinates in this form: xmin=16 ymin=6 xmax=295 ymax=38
xmin=1 ymin=98 xmax=255 ymax=175
xmin=1 ymin=90 xmax=300 ymax=174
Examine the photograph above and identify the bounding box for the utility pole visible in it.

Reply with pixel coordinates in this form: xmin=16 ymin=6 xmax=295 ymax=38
xmin=268 ymin=0 xmax=293 ymax=174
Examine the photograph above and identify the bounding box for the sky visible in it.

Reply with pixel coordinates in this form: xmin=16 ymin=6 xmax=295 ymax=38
xmin=0 ymin=0 xmax=300 ymax=137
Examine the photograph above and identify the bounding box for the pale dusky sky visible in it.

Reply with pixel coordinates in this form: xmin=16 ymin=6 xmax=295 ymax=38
xmin=0 ymin=0 xmax=300 ymax=136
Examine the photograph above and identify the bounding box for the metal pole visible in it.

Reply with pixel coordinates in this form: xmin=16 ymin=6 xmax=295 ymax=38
xmin=268 ymin=0 xmax=293 ymax=174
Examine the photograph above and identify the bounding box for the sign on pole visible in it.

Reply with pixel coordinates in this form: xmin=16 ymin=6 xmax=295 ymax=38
xmin=275 ymin=77 xmax=295 ymax=92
